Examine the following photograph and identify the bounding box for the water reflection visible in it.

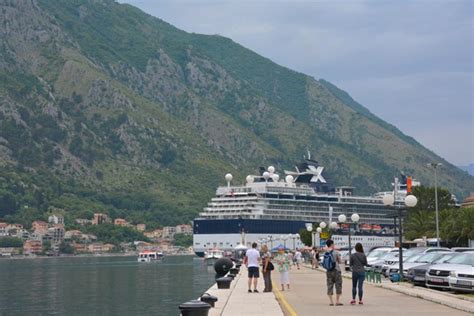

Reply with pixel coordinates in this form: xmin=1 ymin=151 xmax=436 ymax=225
xmin=0 ymin=256 xmax=214 ymax=315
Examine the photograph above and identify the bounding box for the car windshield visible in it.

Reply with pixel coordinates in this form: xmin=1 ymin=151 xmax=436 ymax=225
xmin=434 ymin=253 xmax=457 ymax=263
xmin=415 ymin=253 xmax=443 ymax=263
xmin=368 ymin=250 xmax=390 ymax=258
xmin=405 ymin=254 xmax=423 ymax=263
xmin=404 ymin=248 xmax=426 ymax=256
xmin=446 ymin=254 xmax=474 ymax=266
xmin=382 ymin=253 xmax=398 ymax=260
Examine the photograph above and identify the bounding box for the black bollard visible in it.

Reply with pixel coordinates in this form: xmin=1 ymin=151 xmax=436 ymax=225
xmin=229 ymin=267 xmax=239 ymax=275
xmin=216 ymin=276 xmax=233 ymax=289
xmin=214 ymin=257 xmax=233 ymax=276
xmin=178 ymin=300 xmax=211 ymax=316
xmin=200 ymin=293 xmax=218 ymax=308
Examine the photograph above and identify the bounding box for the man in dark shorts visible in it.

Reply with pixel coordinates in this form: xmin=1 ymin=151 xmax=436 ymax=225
xmin=325 ymin=239 xmax=343 ymax=305
xmin=244 ymin=242 xmax=261 ymax=293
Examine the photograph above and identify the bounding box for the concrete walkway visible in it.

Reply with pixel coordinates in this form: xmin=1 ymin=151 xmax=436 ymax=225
xmin=206 ymin=271 xmax=283 ymax=316
xmin=272 ymin=266 xmax=472 ymax=316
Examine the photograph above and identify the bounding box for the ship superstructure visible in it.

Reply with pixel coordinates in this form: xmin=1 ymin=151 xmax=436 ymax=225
xmin=193 ymin=155 xmax=417 ymax=256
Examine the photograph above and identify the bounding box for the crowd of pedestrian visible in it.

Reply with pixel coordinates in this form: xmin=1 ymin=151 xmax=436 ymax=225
xmin=243 ymin=239 xmax=368 ymax=306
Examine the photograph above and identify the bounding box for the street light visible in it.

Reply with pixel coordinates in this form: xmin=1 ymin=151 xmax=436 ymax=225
xmin=383 ymin=179 xmax=418 ymax=278
xmin=306 ymin=223 xmax=317 ymax=247
xmin=281 ymin=235 xmax=288 ymax=249
xmin=428 ymin=163 xmax=442 ymax=247
xmin=338 ymin=213 xmax=360 ymax=256
xmin=267 ymin=235 xmax=274 ymax=248
xmin=289 ymin=233 xmax=299 ymax=250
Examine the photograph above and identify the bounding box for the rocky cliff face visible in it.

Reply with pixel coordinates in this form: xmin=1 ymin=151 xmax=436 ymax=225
xmin=0 ymin=0 xmax=472 ymax=225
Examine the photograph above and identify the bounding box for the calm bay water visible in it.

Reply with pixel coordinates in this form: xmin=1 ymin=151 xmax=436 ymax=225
xmin=0 ymin=255 xmax=216 ymax=316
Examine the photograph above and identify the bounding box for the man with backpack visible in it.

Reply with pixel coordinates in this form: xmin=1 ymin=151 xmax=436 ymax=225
xmin=322 ymin=239 xmax=343 ymax=306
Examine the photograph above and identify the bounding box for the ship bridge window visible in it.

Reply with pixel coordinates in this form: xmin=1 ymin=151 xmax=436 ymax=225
xmin=195 ymin=242 xmax=201 ymax=245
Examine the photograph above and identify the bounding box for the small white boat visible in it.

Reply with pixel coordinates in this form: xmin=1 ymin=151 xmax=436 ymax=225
xmin=204 ymin=248 xmax=223 ymax=260
xmin=137 ymin=251 xmax=164 ymax=262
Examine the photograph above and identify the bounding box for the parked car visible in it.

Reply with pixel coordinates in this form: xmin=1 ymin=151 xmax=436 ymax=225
xmin=385 ymin=253 xmax=425 ymax=277
xmin=451 ymin=247 xmax=474 ymax=253
xmin=448 ymin=262 xmax=474 ymax=293
xmin=426 ymin=253 xmax=474 ymax=290
xmin=380 ymin=253 xmax=413 ymax=276
xmin=404 ymin=247 xmax=452 ymax=256
xmin=406 ymin=253 xmax=459 ymax=286
xmin=372 ymin=252 xmax=404 ymax=273
xmin=387 ymin=252 xmax=452 ymax=278
xmin=366 ymin=247 xmax=400 ymax=267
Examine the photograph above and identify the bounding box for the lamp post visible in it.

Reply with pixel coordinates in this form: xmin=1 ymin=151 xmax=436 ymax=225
xmin=289 ymin=233 xmax=297 ymax=250
xmin=268 ymin=235 xmax=274 ymax=248
xmin=428 ymin=163 xmax=442 ymax=247
xmin=319 ymin=222 xmax=327 ymax=246
xmin=316 ymin=227 xmax=322 ymax=247
xmin=338 ymin=213 xmax=360 ymax=256
xmin=281 ymin=235 xmax=288 ymax=249
xmin=382 ymin=180 xmax=418 ymax=278
xmin=306 ymin=223 xmax=314 ymax=247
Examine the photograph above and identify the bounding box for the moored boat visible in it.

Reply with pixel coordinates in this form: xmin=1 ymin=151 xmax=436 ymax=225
xmin=137 ymin=251 xmax=164 ymax=262
xmin=204 ymin=248 xmax=223 ymax=260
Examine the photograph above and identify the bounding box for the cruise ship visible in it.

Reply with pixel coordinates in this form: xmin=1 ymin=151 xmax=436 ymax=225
xmin=193 ymin=154 xmax=417 ymax=257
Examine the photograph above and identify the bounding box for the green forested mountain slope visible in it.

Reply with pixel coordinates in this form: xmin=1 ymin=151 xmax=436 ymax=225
xmin=0 ymin=0 xmax=472 ymax=227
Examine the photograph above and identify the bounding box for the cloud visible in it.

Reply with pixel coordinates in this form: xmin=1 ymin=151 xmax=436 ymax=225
xmin=122 ymin=0 xmax=473 ymax=165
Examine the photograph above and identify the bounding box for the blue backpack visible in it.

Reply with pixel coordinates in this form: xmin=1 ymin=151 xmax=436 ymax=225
xmin=322 ymin=251 xmax=336 ymax=271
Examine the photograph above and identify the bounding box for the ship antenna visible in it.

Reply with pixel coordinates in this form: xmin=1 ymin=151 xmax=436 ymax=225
xmin=307 ymin=150 xmax=311 ymax=160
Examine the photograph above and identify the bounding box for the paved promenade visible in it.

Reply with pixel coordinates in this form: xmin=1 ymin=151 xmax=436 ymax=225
xmin=206 ymin=271 xmax=283 ymax=316
xmin=272 ymin=266 xmax=472 ymax=316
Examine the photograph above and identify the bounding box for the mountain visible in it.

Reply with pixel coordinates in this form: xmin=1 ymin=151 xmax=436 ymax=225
xmin=1 ymin=0 xmax=473 ymax=227
xmin=459 ymin=164 xmax=474 ymax=177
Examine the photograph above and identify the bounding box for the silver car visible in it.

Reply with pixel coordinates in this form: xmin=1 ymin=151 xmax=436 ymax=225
xmin=366 ymin=247 xmax=401 ymax=267
xmin=426 ymin=253 xmax=474 ymax=290
xmin=385 ymin=253 xmax=425 ymax=277
xmin=406 ymin=253 xmax=459 ymax=286
xmin=447 ymin=254 xmax=474 ymax=293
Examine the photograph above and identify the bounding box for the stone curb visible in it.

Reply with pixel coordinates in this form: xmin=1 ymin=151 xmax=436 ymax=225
xmin=373 ymin=282 xmax=474 ymax=314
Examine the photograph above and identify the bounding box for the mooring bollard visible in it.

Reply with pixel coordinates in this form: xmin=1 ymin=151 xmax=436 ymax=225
xmin=200 ymin=293 xmax=218 ymax=308
xmin=229 ymin=267 xmax=239 ymax=275
xmin=178 ymin=300 xmax=211 ymax=316
xmin=216 ymin=276 xmax=233 ymax=289
xmin=214 ymin=258 xmax=233 ymax=276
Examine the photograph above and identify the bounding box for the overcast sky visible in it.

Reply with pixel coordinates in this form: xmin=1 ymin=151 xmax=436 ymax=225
xmin=123 ymin=0 xmax=473 ymax=166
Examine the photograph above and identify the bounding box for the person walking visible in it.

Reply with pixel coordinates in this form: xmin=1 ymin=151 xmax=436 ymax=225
xmin=275 ymin=246 xmax=291 ymax=291
xmin=311 ymin=247 xmax=319 ymax=269
xmin=261 ymin=244 xmax=273 ymax=292
xmin=244 ymin=242 xmax=261 ymax=293
xmin=294 ymin=248 xmax=302 ymax=269
xmin=350 ymin=243 xmax=368 ymax=305
xmin=322 ymin=239 xmax=343 ymax=306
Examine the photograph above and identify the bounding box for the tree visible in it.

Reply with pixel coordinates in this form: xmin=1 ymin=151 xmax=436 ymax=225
xmin=172 ymin=233 xmax=192 ymax=248
xmin=404 ymin=185 xmax=453 ymax=240
xmin=0 ymin=237 xmax=23 ymax=248
xmin=411 ymin=186 xmax=452 ymax=212
xmin=299 ymin=228 xmax=312 ymax=247
xmin=439 ymin=207 xmax=474 ymax=247
xmin=42 ymin=240 xmax=51 ymax=254
xmin=59 ymin=241 xmax=75 ymax=254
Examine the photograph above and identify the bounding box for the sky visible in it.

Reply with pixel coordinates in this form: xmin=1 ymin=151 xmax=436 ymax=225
xmin=122 ymin=0 xmax=473 ymax=166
